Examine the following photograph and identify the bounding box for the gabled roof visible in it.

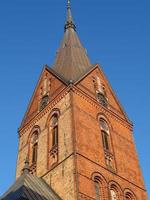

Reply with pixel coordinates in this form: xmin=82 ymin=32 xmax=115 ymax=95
xmin=19 ymin=65 xmax=67 ymax=130
xmin=1 ymin=160 xmax=62 ymax=200
xmin=52 ymin=0 xmax=93 ymax=83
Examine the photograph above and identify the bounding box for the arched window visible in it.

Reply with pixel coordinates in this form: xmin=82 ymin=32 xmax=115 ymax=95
xmin=99 ymin=117 xmax=115 ymax=170
xmin=93 ymin=76 xmax=108 ymax=108
xmin=100 ymin=118 xmax=110 ymax=151
xmin=31 ymin=131 xmax=39 ymax=165
xmin=40 ymin=95 xmax=49 ymax=111
xmin=124 ymin=191 xmax=135 ymax=200
xmin=29 ymin=129 xmax=39 ymax=174
xmin=51 ymin=114 xmax=58 ymax=147
xmin=109 ymin=184 xmax=122 ymax=200
xmin=48 ymin=112 xmax=59 ymax=167
xmin=97 ymin=93 xmax=108 ymax=108
xmin=92 ymin=173 xmax=109 ymax=199
xmin=94 ymin=177 xmax=102 ymax=200
xmin=32 ymin=142 xmax=38 ymax=164
xmin=110 ymin=189 xmax=118 ymax=200
xmin=102 ymin=130 xmax=109 ymax=150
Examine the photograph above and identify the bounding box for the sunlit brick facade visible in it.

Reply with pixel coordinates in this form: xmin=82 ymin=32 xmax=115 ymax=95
xmin=15 ymin=1 xmax=148 ymax=200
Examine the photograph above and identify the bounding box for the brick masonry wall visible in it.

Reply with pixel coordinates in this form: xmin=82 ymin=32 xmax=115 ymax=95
xmin=16 ymin=66 xmax=148 ymax=200
xmin=77 ymin=155 xmax=147 ymax=200
xmin=16 ymin=90 xmax=76 ymax=200
xmin=72 ymin=66 xmax=148 ymax=199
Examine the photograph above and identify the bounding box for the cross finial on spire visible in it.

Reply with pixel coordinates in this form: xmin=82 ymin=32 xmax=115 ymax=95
xmin=67 ymin=0 xmax=71 ymax=9
xmin=65 ymin=0 xmax=76 ymax=31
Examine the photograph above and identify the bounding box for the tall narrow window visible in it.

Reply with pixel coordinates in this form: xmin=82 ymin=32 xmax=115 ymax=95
xmin=99 ymin=117 xmax=116 ymax=170
xmin=93 ymin=76 xmax=108 ymax=108
xmin=49 ymin=112 xmax=59 ymax=167
xmin=40 ymin=95 xmax=49 ymax=111
xmin=30 ymin=130 xmax=39 ymax=174
xmin=51 ymin=114 xmax=58 ymax=147
xmin=110 ymin=189 xmax=118 ymax=200
xmin=102 ymin=130 xmax=109 ymax=150
xmin=100 ymin=118 xmax=110 ymax=151
xmin=52 ymin=126 xmax=58 ymax=146
xmin=97 ymin=93 xmax=108 ymax=108
xmin=94 ymin=180 xmax=101 ymax=200
xmin=31 ymin=131 xmax=38 ymax=166
xmin=32 ymin=143 xmax=38 ymax=164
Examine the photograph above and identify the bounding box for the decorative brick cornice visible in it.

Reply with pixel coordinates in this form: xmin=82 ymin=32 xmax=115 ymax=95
xmin=19 ymin=84 xmax=133 ymax=138
xmin=72 ymin=86 xmax=133 ymax=131
xmin=77 ymin=153 xmax=146 ymax=192
xmin=18 ymin=87 xmax=70 ymax=137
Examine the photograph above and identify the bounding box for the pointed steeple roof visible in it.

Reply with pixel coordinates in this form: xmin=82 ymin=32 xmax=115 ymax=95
xmin=52 ymin=0 xmax=93 ymax=83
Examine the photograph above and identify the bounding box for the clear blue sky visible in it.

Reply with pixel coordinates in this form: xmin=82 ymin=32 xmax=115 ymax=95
xmin=0 ymin=0 xmax=149 ymax=197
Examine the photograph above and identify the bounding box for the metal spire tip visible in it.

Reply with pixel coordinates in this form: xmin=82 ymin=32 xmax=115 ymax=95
xmin=67 ymin=0 xmax=71 ymax=9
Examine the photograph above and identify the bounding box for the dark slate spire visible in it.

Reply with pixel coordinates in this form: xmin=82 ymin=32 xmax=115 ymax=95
xmin=22 ymin=157 xmax=30 ymax=174
xmin=52 ymin=0 xmax=93 ymax=83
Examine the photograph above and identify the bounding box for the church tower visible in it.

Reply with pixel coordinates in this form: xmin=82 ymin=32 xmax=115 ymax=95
xmin=13 ymin=1 xmax=148 ymax=200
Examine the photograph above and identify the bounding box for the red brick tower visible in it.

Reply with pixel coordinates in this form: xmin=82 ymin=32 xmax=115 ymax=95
xmin=16 ymin=1 xmax=148 ymax=200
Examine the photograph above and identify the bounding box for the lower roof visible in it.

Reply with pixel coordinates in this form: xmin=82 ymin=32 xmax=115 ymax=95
xmin=1 ymin=173 xmax=62 ymax=200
